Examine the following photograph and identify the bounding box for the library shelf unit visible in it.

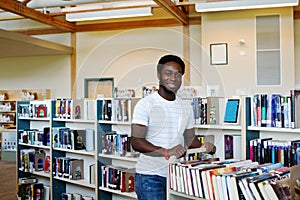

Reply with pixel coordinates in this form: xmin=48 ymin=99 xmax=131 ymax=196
xmin=52 ymin=113 xmax=97 ymax=200
xmin=244 ymin=96 xmax=300 ymax=159
xmin=0 ymin=100 xmax=16 ymax=130
xmin=97 ymin=98 xmax=139 ymax=200
xmin=16 ymin=99 xmax=98 ymax=200
xmin=16 ymin=100 xmax=52 ymax=199
xmin=1 ymin=89 xmax=50 ymax=161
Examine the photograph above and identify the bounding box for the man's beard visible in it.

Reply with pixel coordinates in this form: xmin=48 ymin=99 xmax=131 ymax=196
xmin=159 ymin=83 xmax=177 ymax=95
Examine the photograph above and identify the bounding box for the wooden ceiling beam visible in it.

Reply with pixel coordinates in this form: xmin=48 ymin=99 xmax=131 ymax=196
xmin=294 ymin=10 xmax=300 ymax=19
xmin=153 ymin=0 xmax=189 ymax=25
xmin=13 ymin=16 xmax=201 ymax=35
xmin=14 ymin=27 xmax=69 ymax=35
xmin=76 ymin=18 xmax=181 ymax=32
xmin=0 ymin=0 xmax=76 ymax=32
xmin=76 ymin=16 xmax=200 ymax=32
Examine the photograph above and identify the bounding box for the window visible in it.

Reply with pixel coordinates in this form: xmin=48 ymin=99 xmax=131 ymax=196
xmin=256 ymin=15 xmax=280 ymax=86
xmin=84 ymin=78 xmax=114 ymax=98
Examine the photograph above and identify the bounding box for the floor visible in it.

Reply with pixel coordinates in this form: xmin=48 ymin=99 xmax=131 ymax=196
xmin=0 ymin=160 xmax=17 ymax=200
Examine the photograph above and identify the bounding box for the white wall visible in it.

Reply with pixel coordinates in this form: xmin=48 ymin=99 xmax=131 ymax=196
xmin=76 ymin=27 xmax=186 ymax=98
xmin=201 ymin=7 xmax=295 ymax=97
xmin=0 ymin=55 xmax=70 ymax=98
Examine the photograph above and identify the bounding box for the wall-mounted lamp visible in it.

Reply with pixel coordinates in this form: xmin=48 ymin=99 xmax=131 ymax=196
xmin=65 ymin=7 xmax=153 ymax=22
xmin=239 ymin=39 xmax=246 ymax=45
xmin=195 ymin=0 xmax=298 ymax=12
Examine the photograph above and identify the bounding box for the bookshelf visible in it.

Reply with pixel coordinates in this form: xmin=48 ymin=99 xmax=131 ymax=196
xmin=51 ymin=105 xmax=97 ymax=200
xmin=192 ymin=96 xmax=246 ymax=161
xmin=245 ymin=95 xmax=300 ymax=164
xmin=1 ymin=89 xmax=50 ymax=161
xmin=97 ymin=97 xmax=140 ymax=200
xmin=16 ymin=100 xmax=52 ymax=200
xmin=16 ymin=99 xmax=98 ymax=200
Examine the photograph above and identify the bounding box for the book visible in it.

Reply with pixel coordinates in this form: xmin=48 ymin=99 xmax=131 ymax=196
xmin=85 ymin=129 xmax=95 ymax=151
xmin=71 ymin=129 xmax=94 ymax=151
xmin=71 ymin=99 xmax=84 ymax=119
xmin=247 ymin=173 xmax=277 ymax=200
xmin=30 ymin=183 xmax=44 ymax=200
xmin=18 ymin=183 xmax=31 ymax=199
xmin=120 ymin=168 xmax=135 ymax=192
xmin=44 ymin=185 xmax=50 ymax=200
xmin=258 ymin=180 xmax=279 ymax=200
xmin=71 ymin=129 xmax=86 ymax=150
xmin=227 ymin=170 xmax=259 ymax=200
xmin=18 ymin=177 xmax=37 ymax=185
xmin=34 ymin=151 xmax=45 ymax=171
xmin=69 ymin=159 xmax=84 ymax=180
xmin=84 ymin=99 xmax=95 ymax=120
xmin=89 ymin=164 xmax=95 ymax=184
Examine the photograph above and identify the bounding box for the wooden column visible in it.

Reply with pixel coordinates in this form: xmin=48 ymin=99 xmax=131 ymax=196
xmin=71 ymin=32 xmax=76 ymax=99
xmin=183 ymin=25 xmax=190 ymax=86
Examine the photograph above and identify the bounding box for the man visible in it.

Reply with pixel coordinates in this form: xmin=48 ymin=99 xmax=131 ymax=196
xmin=131 ymin=54 xmax=216 ymax=200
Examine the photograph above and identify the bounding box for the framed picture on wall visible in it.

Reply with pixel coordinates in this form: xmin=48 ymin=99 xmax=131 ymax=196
xmin=84 ymin=78 xmax=114 ymax=98
xmin=210 ymin=43 xmax=228 ymax=65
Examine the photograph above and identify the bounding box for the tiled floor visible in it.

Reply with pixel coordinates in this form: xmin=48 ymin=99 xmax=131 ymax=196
xmin=0 ymin=160 xmax=17 ymax=200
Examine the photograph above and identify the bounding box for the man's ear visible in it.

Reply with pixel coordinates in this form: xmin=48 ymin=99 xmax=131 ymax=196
xmin=157 ymin=72 xmax=161 ymax=80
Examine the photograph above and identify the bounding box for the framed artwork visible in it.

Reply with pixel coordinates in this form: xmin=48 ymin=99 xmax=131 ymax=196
xmin=210 ymin=43 xmax=228 ymax=65
xmin=84 ymin=78 xmax=114 ymax=98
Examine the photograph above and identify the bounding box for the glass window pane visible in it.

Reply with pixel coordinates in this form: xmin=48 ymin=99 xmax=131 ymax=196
xmin=257 ymin=51 xmax=281 ymax=85
xmin=256 ymin=15 xmax=280 ymax=49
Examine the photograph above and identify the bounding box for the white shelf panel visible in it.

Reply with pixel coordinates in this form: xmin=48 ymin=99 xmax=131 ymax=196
xmin=18 ymin=169 xmax=50 ymax=178
xmin=19 ymin=143 xmax=50 ymax=150
xmin=98 ymin=120 xmax=131 ymax=125
xmin=169 ymin=189 xmax=205 ymax=200
xmin=53 ymin=147 xmax=95 ymax=156
xmin=194 ymin=124 xmax=241 ymax=130
xmin=99 ymin=153 xmax=138 ymax=162
xmin=18 ymin=117 xmax=50 ymax=121
xmin=248 ymin=126 xmax=300 ymax=133
xmin=31 ymin=170 xmax=51 ymax=178
xmin=53 ymin=118 xmax=94 ymax=124
xmin=54 ymin=176 xmax=95 ymax=189
xmin=99 ymin=186 xmax=137 ymax=199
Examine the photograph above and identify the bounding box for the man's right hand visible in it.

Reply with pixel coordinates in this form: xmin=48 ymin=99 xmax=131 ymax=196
xmin=168 ymin=144 xmax=186 ymax=158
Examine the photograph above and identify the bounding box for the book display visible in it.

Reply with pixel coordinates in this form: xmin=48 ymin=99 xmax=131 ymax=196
xmin=167 ymin=158 xmax=296 ymax=200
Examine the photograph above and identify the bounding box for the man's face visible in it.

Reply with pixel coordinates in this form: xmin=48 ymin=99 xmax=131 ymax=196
xmin=158 ymin=61 xmax=183 ymax=94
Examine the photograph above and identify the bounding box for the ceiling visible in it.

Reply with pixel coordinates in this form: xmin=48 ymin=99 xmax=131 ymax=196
xmin=0 ymin=0 xmax=198 ymax=57
xmin=0 ymin=0 xmax=299 ymax=57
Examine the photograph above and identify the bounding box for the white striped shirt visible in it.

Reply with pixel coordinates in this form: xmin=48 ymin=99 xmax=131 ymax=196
xmin=132 ymin=92 xmax=194 ymax=177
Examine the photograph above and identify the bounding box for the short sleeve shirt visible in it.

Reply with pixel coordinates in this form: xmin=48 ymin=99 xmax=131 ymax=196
xmin=132 ymin=92 xmax=194 ymax=177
